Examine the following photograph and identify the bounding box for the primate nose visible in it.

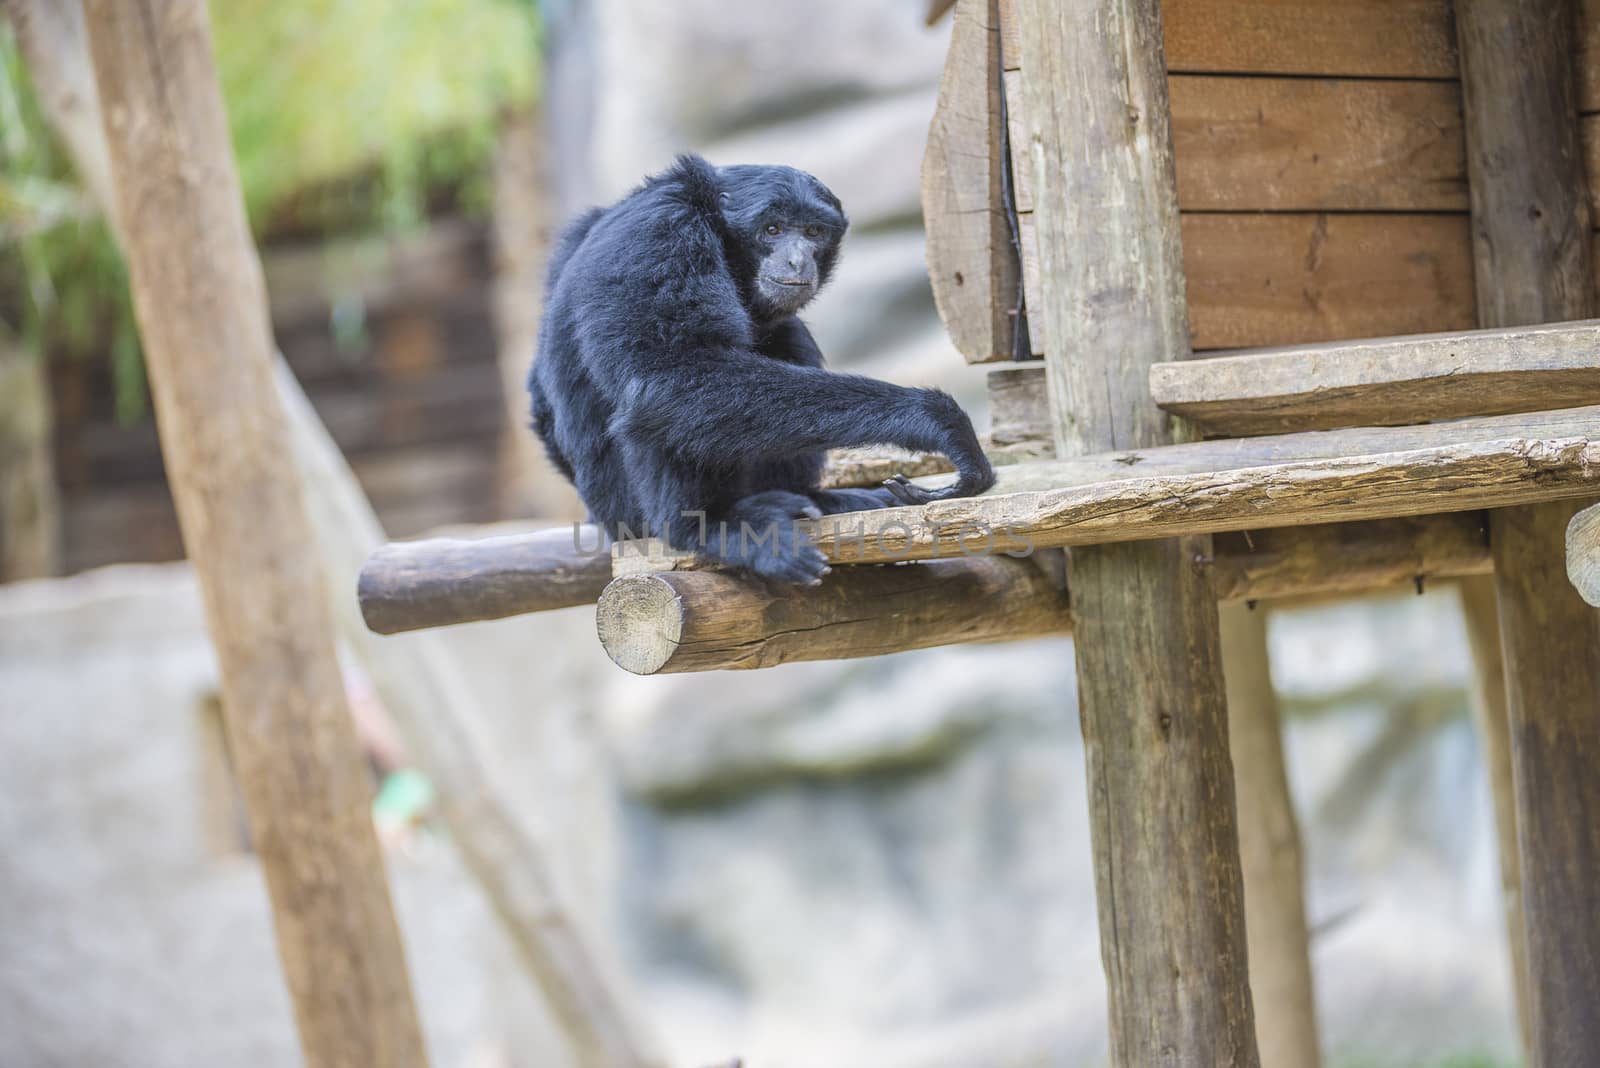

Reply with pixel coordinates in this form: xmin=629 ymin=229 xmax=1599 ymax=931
xmin=787 ymin=249 xmax=805 ymax=272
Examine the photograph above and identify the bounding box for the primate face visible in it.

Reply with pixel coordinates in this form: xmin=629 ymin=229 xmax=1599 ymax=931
xmin=717 ymin=164 xmax=848 ymax=320
xmin=753 ymin=216 xmax=835 ymax=312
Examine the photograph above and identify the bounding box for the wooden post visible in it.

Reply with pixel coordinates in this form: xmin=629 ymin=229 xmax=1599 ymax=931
xmin=1220 ymin=605 xmax=1320 ymax=1068
xmin=1456 ymin=1 xmax=1600 ymax=1063
xmin=82 ymin=4 xmax=428 ymax=1066
xmin=1457 ymin=576 xmax=1534 ymax=1054
xmin=1014 ymin=1 xmax=1259 ymax=1063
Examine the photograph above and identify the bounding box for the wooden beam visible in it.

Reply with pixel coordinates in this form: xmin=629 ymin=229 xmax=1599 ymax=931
xmin=1570 ymin=501 xmax=1600 ymax=604
xmin=923 ymin=0 xmax=1022 ymax=363
xmin=81 ymin=3 xmax=427 ymax=1065
xmin=1015 ymin=1 xmax=1259 ymax=1065
xmin=799 ymin=408 xmax=1600 ymax=566
xmin=1149 ymin=320 xmax=1600 ymax=436
xmin=1456 ymin=2 xmax=1600 ymax=1065
xmin=592 ymin=514 xmax=1490 ymax=674
xmin=1220 ymin=605 xmax=1321 ymax=1068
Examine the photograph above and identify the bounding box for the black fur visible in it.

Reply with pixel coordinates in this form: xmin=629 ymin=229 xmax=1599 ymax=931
xmin=528 ymin=154 xmax=995 ymax=585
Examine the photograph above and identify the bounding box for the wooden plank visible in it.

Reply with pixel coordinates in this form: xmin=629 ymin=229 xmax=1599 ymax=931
xmin=999 ymin=0 xmax=1457 ymax=77
xmin=1015 ymin=0 xmax=1259 ymax=1064
xmin=1456 ymin=2 xmax=1600 ymax=1063
xmin=1017 ymin=212 xmax=1477 ymax=356
xmin=80 ymin=3 xmax=428 ymax=1065
xmin=1006 ymin=72 xmax=1468 ymax=214
xmin=923 ymin=0 xmax=1022 ymax=363
xmin=1149 ymin=319 xmax=1600 ymax=436
xmin=1570 ymin=501 xmax=1600 ymax=604
xmin=798 ymin=418 xmax=1600 ymax=566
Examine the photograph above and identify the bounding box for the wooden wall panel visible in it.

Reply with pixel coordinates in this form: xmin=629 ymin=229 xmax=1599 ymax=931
xmin=999 ymin=0 xmax=1458 ymax=76
xmin=1006 ymin=72 xmax=1467 ymax=213
xmin=1020 ymin=213 xmax=1477 ymax=351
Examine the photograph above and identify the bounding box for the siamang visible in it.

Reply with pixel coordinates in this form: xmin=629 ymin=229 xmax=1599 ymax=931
xmin=527 ymin=154 xmax=995 ymax=585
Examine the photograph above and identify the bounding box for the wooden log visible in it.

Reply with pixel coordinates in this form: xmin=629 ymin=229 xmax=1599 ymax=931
xmin=1149 ymin=320 xmax=1600 ymax=436
xmin=1016 ymin=212 xmax=1477 ymax=357
xmin=1570 ymin=501 xmax=1600 ymax=604
xmin=593 ymin=514 xmax=1490 ymax=674
xmin=359 ymin=526 xmax=611 ymax=634
xmin=81 ymin=3 xmax=427 ymax=1065
xmin=1005 ymin=72 xmax=1468 ymax=214
xmin=1015 ymin=1 xmax=1259 ymax=1065
xmin=1457 ymin=575 xmax=1534 ymax=1059
xmin=922 ymin=0 xmax=1022 ymax=363
xmin=799 ymin=408 xmax=1600 ymax=566
xmin=998 ymin=0 xmax=1458 ymax=77
xmin=1456 ymin=2 xmax=1600 ymax=1064
xmin=1208 ymin=513 xmax=1489 ymax=603
xmin=598 ymin=555 xmax=1067 ymax=674
xmin=1220 ymin=604 xmax=1321 ymax=1068
xmin=280 ymin=366 xmax=664 ymax=1067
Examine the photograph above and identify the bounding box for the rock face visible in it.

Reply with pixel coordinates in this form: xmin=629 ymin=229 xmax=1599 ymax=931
xmin=0 ymin=566 xmax=556 ymax=1068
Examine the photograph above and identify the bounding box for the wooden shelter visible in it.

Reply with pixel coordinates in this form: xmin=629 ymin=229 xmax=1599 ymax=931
xmin=360 ymin=1 xmax=1600 ymax=1064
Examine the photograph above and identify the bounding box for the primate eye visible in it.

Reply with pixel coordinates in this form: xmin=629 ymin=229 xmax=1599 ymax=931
xmin=765 ymin=224 xmax=783 ymax=236
xmin=804 ymin=224 xmax=822 ymax=238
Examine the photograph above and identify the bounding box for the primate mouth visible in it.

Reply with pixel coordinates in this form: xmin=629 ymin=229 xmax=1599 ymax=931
xmin=763 ymin=275 xmax=813 ymax=288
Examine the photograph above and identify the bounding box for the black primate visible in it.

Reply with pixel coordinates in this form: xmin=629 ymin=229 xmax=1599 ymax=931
xmin=528 ymin=154 xmax=995 ymax=585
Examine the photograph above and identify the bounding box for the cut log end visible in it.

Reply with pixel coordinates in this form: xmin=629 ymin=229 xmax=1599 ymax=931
xmin=596 ymin=574 xmax=686 ymax=675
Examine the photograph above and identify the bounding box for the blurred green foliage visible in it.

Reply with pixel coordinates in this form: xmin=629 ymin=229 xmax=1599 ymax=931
xmin=0 ymin=0 xmax=539 ymax=422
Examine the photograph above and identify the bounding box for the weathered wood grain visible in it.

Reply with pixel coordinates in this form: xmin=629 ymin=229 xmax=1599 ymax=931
xmin=595 ymin=512 xmax=1495 ymax=675
xmin=359 ymin=526 xmax=612 ymax=634
xmin=799 ymin=425 xmax=1600 ymax=567
xmin=1569 ymin=501 xmax=1600 ymax=605
xmin=1220 ymin=604 xmax=1321 ymax=1068
xmin=1457 ymin=574 xmax=1534 ymax=1059
xmin=1006 ymin=72 xmax=1467 ymax=214
xmin=81 ymin=3 xmax=427 ymax=1064
xmin=597 ymin=555 xmax=1067 ymax=674
xmin=1016 ymin=0 xmax=1259 ymax=1063
xmin=999 ymin=0 xmax=1457 ymax=77
xmin=1457 ymin=1 xmax=1600 ymax=1063
xmin=923 ymin=0 xmax=1021 ymax=363
xmin=1149 ymin=319 xmax=1600 ymax=435
xmin=1017 ymin=212 xmax=1478 ymax=356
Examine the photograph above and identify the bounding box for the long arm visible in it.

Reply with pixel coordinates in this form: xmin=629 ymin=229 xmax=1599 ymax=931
xmin=614 ymin=352 xmax=995 ymax=499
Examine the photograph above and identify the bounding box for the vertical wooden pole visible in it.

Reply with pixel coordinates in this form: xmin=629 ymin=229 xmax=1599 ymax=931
xmin=1455 ymin=2 xmax=1600 ymax=1064
xmin=1221 ymin=605 xmax=1321 ymax=1068
xmin=82 ymin=4 xmax=428 ymax=1066
xmin=1457 ymin=576 xmax=1534 ymax=1056
xmin=1014 ymin=2 xmax=1259 ymax=1064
